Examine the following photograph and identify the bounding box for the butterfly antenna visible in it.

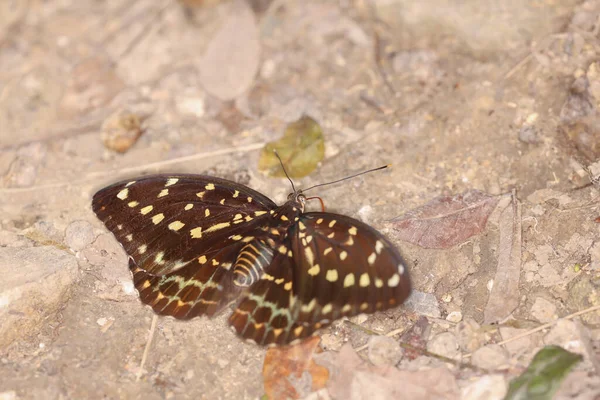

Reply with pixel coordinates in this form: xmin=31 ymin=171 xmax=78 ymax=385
xmin=273 ymin=150 xmax=297 ymax=193
xmin=302 ymin=164 xmax=390 ymax=192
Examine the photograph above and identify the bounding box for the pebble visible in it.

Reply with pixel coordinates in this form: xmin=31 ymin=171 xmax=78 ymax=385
xmin=404 ymin=291 xmax=442 ymax=318
xmin=426 ymin=332 xmax=460 ymax=360
xmin=0 ymin=247 xmax=77 ymax=348
xmin=530 ymin=297 xmax=557 ymax=323
xmin=446 ymin=311 xmax=462 ymax=323
xmin=65 ymin=220 xmax=95 ymax=252
xmin=455 ymin=317 xmax=485 ymax=353
xmin=471 ymin=345 xmax=509 ymax=370
xmin=367 ymin=336 xmax=403 ymax=367
xmin=461 ymin=375 xmax=507 ymax=400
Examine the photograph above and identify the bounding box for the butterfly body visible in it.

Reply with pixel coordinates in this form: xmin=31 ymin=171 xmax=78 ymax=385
xmin=92 ymin=174 xmax=410 ymax=345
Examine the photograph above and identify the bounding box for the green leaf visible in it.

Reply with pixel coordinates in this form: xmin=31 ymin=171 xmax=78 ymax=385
xmin=258 ymin=115 xmax=325 ymax=178
xmin=504 ymin=345 xmax=582 ymax=400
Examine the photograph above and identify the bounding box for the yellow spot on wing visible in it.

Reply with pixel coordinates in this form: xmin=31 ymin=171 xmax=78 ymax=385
xmin=348 ymin=226 xmax=357 ymax=235
xmin=316 ymin=218 xmax=323 ymax=224
xmin=322 ymin=303 xmax=332 ymax=314
xmin=328 ymin=220 xmax=336 ymax=228
xmin=204 ymin=222 xmax=231 ymax=233
xmin=158 ymin=189 xmax=169 ymax=198
xmin=254 ymin=211 xmax=267 ymax=216
xmin=375 ymin=278 xmax=383 ymax=288
xmin=343 ymin=273 xmax=355 ymax=287
xmin=308 ymin=264 xmax=320 ymax=276
xmin=196 ymin=191 xmax=205 ymax=199
xmin=280 ymin=215 xmax=289 ymax=221
xmin=126 ymin=234 xmax=133 ymax=242
xmin=142 ymin=280 xmax=151 ymax=289
xmin=152 ymin=213 xmax=165 ymax=224
xmin=205 ymin=183 xmax=215 ymax=190
xmin=128 ymin=201 xmax=139 ymax=208
xmin=198 ymin=255 xmax=207 ymax=264
xmin=388 ymin=273 xmax=400 ymax=287
xmin=138 ymin=244 xmax=147 ymax=254
xmin=375 ymin=240 xmax=384 ymax=254
xmin=301 ymin=298 xmax=316 ymax=313
xmin=368 ymin=252 xmax=376 ymax=265
xmin=342 ymin=304 xmax=351 ymax=313
xmin=284 ymin=281 xmax=293 ymax=291
xmin=165 ymin=178 xmax=179 ymax=187
xmin=325 ymin=269 xmax=338 ymax=282
xmin=305 ymin=247 xmax=314 ymax=265
xmin=339 ymin=251 xmax=347 ymax=261
xmin=169 ymin=221 xmax=185 ymax=231
xmin=294 ymin=326 xmax=303 ymax=336
xmin=247 ymin=197 xmax=253 ymax=203
xmin=117 ymin=188 xmax=129 ymax=200
xmin=140 ymin=205 xmax=153 ymax=215
xmin=185 ymin=204 xmax=193 ymax=210
xmin=190 ymin=227 xmax=203 ymax=238
xmin=233 ymin=190 xmax=239 ymax=198
xmin=324 ymin=247 xmax=332 ymax=256
xmin=359 ymin=273 xmax=370 ymax=287
xmin=205 ymin=209 xmax=210 ymax=217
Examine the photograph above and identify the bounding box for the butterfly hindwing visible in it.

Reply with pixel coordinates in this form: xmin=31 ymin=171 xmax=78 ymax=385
xmin=291 ymin=212 xmax=411 ymax=324
xmin=229 ymin=212 xmax=411 ymax=345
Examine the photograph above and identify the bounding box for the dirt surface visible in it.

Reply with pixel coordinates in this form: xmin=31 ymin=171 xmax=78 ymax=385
xmin=1 ymin=0 xmax=600 ymax=399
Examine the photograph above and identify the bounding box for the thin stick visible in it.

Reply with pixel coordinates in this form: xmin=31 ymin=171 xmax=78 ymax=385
xmin=0 ymin=142 xmax=265 ymax=194
xmin=137 ymin=314 xmax=158 ymax=382
xmin=463 ymin=304 xmax=600 ymax=358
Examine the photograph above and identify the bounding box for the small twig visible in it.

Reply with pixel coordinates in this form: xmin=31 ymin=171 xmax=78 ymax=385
xmin=350 ymin=322 xmax=486 ymax=372
xmin=464 ymin=304 xmax=600 ymax=359
xmin=373 ymin=31 xmax=396 ymax=94
xmin=137 ymin=314 xmax=158 ymax=382
xmin=344 ymin=320 xmax=383 ymax=336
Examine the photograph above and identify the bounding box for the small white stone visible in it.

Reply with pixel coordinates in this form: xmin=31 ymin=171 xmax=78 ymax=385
xmin=446 ymin=311 xmax=463 ymax=323
xmin=97 ymin=317 xmax=108 ymax=326
xmin=121 ymin=281 xmax=136 ymax=295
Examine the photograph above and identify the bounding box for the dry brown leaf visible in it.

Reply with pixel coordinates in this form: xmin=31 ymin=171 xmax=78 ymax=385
xmin=389 ymin=189 xmax=499 ymax=249
xmin=263 ymin=337 xmax=330 ymax=400
xmin=315 ymin=344 xmax=459 ymax=400
xmin=198 ymin=0 xmax=260 ymax=101
xmin=484 ymin=194 xmax=522 ymax=324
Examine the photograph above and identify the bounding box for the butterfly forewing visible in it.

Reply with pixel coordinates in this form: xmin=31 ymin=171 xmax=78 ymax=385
xmin=92 ymin=174 xmax=278 ymax=317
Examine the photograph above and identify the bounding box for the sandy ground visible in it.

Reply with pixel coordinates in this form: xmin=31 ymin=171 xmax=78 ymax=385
xmin=1 ymin=0 xmax=600 ymax=399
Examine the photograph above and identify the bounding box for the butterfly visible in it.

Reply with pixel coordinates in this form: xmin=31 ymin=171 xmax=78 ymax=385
xmin=92 ymin=167 xmax=411 ymax=346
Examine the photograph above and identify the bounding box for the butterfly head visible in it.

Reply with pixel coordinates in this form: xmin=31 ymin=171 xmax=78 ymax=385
xmin=286 ymin=190 xmax=306 ymax=212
